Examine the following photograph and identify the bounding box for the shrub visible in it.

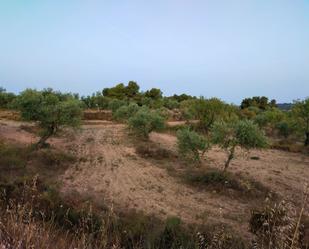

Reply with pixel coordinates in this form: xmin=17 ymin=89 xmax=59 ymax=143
xmin=211 ymin=120 xmax=268 ymax=171
xmin=276 ymin=121 xmax=292 ymax=138
xmin=176 ymin=128 xmax=210 ymax=162
xmin=113 ymin=103 xmax=139 ymax=121
xmin=128 ymin=107 xmax=165 ymax=139
xmin=292 ymin=98 xmax=309 ymax=146
xmin=0 ymin=87 xmax=16 ymax=109
xmin=107 ymin=99 xmax=127 ymax=112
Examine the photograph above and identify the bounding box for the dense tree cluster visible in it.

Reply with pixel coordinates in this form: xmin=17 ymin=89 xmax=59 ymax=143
xmin=240 ymin=96 xmax=277 ymax=110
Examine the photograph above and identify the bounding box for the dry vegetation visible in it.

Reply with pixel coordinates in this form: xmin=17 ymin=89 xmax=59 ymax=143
xmin=1 ymin=99 xmax=309 ymax=248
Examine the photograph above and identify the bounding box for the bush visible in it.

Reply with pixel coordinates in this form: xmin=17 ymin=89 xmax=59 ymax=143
xmin=128 ymin=107 xmax=165 ymax=139
xmin=176 ymin=128 xmax=210 ymax=162
xmin=0 ymin=87 xmax=16 ymax=109
xmin=107 ymin=99 xmax=127 ymax=112
xmin=276 ymin=121 xmax=292 ymax=138
xmin=113 ymin=103 xmax=139 ymax=121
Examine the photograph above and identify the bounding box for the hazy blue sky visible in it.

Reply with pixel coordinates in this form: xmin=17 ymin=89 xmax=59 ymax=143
xmin=0 ymin=0 xmax=308 ymax=103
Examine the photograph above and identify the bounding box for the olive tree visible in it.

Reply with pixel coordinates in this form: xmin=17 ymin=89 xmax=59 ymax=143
xmin=191 ymin=97 xmax=229 ymax=132
xmin=177 ymin=128 xmax=210 ymax=162
xmin=211 ymin=120 xmax=268 ymax=171
xmin=16 ymin=89 xmax=82 ymax=149
xmin=292 ymin=98 xmax=309 ymax=146
xmin=113 ymin=103 xmax=139 ymax=121
xmin=128 ymin=107 xmax=165 ymax=139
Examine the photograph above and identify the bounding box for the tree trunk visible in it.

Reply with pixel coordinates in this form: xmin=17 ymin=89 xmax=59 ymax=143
xmin=223 ymin=146 xmax=235 ymax=171
xmin=305 ymin=132 xmax=309 ymax=147
xmin=35 ymin=127 xmax=55 ymax=149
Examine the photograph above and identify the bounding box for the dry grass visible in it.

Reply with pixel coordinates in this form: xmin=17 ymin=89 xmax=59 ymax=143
xmin=0 ymin=109 xmax=21 ymax=121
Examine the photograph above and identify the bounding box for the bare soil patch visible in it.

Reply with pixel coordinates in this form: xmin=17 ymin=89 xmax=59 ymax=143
xmin=1 ymin=119 xmax=308 ymax=240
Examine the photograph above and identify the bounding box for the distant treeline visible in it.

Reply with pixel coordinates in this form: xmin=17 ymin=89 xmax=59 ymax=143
xmin=0 ymin=83 xmax=293 ymax=111
xmin=1 ymin=82 xmax=308 ymax=146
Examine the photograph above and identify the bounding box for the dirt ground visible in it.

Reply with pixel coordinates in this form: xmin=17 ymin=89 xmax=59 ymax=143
xmin=0 ymin=119 xmax=308 ymax=240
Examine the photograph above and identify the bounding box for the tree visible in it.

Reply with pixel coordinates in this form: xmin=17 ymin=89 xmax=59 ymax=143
xmin=276 ymin=121 xmax=292 ymax=139
xmin=240 ymin=96 xmax=274 ymax=110
xmin=0 ymin=87 xmax=16 ymax=109
xmin=176 ymin=128 xmax=210 ymax=162
xmin=102 ymin=82 xmax=141 ymax=101
xmin=292 ymin=98 xmax=309 ymax=146
xmin=16 ymin=89 xmax=82 ymax=149
xmin=102 ymin=83 xmax=127 ymax=100
xmin=191 ymin=97 xmax=227 ymax=132
xmin=128 ymin=107 xmax=165 ymax=139
xmin=113 ymin=103 xmax=139 ymax=121
xmin=144 ymin=88 xmax=163 ymax=100
xmin=211 ymin=120 xmax=268 ymax=171
xmin=107 ymin=99 xmax=127 ymax=112
xmin=254 ymin=108 xmax=284 ymax=128
xmin=126 ymin=81 xmax=140 ymax=98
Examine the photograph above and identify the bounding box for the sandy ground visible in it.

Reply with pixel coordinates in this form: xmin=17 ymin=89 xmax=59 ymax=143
xmin=1 ymin=119 xmax=308 ymax=239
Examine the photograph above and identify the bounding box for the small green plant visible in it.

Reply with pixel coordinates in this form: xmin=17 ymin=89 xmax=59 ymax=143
xmin=128 ymin=107 xmax=165 ymax=139
xmin=211 ymin=120 xmax=268 ymax=171
xmin=176 ymin=128 xmax=210 ymax=162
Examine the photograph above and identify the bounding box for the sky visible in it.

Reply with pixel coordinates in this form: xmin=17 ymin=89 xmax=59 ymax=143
xmin=0 ymin=0 xmax=308 ymax=104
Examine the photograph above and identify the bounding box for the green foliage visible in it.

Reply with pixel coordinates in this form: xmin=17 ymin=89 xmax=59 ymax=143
xmin=241 ymin=96 xmax=276 ymax=110
xmin=0 ymin=87 xmax=16 ymax=109
xmin=102 ymin=81 xmax=140 ymax=101
xmin=126 ymin=81 xmax=140 ymax=98
xmin=235 ymin=120 xmax=268 ymax=149
xmin=177 ymin=128 xmax=209 ymax=162
xmin=81 ymin=92 xmax=110 ymax=109
xmin=113 ymin=103 xmax=139 ymax=121
xmin=145 ymin=88 xmax=163 ymax=100
xmin=292 ymin=98 xmax=309 ymax=145
xmin=107 ymin=98 xmax=127 ymax=112
xmin=169 ymin=93 xmax=195 ymax=102
xmin=15 ymin=89 xmax=82 ymax=148
xmin=190 ymin=97 xmax=231 ymax=132
xmin=211 ymin=120 xmax=267 ymax=170
xmin=276 ymin=121 xmax=292 ymax=138
xmin=128 ymin=107 xmax=165 ymax=138
xmin=162 ymin=98 xmax=180 ymax=110
xmin=254 ymin=108 xmax=285 ymax=128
